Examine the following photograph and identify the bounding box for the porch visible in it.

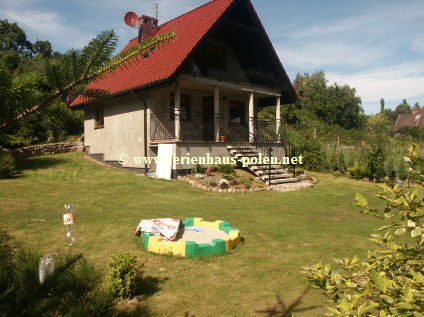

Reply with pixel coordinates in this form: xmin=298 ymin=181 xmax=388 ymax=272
xmin=149 ymin=78 xmax=286 ymax=145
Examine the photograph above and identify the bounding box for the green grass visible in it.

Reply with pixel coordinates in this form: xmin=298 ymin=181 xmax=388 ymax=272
xmin=1 ymin=152 xmax=394 ymax=316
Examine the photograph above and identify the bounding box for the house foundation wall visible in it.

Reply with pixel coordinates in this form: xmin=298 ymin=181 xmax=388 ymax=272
xmin=174 ymin=142 xmax=233 ymax=170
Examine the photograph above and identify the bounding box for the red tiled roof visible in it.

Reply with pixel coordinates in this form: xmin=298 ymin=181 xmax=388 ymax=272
xmin=71 ymin=0 xmax=234 ymax=107
xmin=394 ymin=110 xmax=424 ymax=130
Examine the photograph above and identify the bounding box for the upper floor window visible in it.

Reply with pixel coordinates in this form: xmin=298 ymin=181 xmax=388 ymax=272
xmin=94 ymin=105 xmax=104 ymax=129
xmin=170 ymin=94 xmax=191 ymax=121
xmin=205 ymin=44 xmax=226 ymax=71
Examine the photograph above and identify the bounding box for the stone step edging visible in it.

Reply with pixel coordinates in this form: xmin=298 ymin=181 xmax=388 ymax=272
xmin=177 ymin=175 xmax=314 ymax=193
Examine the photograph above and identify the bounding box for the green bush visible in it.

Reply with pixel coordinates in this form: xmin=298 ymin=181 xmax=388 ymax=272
xmin=0 ymin=150 xmax=17 ymax=179
xmin=108 ymin=253 xmax=144 ymax=300
xmin=303 ymin=144 xmax=424 ymax=317
xmin=218 ymin=164 xmax=234 ymax=174
xmin=347 ymin=162 xmax=368 ymax=179
xmin=204 ymin=177 xmax=218 ymax=187
xmin=222 ymin=173 xmax=234 ymax=180
xmin=296 ymin=141 xmax=327 ymax=172
xmin=0 ymin=228 xmax=112 ymax=316
xmin=365 ymin=145 xmax=385 ymax=178
xmin=191 ymin=164 xmax=205 ymax=174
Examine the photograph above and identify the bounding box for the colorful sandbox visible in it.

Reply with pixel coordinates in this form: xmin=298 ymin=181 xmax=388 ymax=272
xmin=137 ymin=218 xmax=241 ymax=258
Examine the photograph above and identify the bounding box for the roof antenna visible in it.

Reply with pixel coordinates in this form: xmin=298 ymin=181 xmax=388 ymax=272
xmin=156 ymin=3 xmax=159 ymax=18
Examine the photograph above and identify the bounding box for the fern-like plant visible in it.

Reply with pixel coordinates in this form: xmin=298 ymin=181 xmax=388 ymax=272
xmin=0 ymin=30 xmax=176 ymax=129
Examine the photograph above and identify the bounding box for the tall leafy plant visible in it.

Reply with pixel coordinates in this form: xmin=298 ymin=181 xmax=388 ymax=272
xmin=0 ymin=30 xmax=175 ymax=129
xmin=303 ymin=144 xmax=424 ymax=316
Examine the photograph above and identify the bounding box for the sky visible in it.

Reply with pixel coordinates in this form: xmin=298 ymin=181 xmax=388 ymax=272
xmin=1 ymin=0 xmax=423 ymax=114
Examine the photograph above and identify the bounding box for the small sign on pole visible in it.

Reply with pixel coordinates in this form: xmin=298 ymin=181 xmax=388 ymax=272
xmin=63 ymin=204 xmax=76 ymax=254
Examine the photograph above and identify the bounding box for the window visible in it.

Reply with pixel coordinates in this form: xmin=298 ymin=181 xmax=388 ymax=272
xmin=94 ymin=105 xmax=104 ymax=129
xmin=205 ymin=44 xmax=226 ymax=71
xmin=170 ymin=94 xmax=191 ymax=121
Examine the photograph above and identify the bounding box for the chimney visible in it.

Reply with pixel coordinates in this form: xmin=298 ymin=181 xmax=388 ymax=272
xmin=138 ymin=15 xmax=159 ymax=43
xmin=412 ymin=107 xmax=420 ymax=115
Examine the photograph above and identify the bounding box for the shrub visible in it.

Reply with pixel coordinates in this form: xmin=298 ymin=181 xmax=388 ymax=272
xmin=347 ymin=162 xmax=368 ymax=179
xmin=191 ymin=164 xmax=205 ymax=174
xmin=0 ymin=228 xmax=112 ymax=316
xmin=204 ymin=177 xmax=218 ymax=187
xmin=218 ymin=164 xmax=234 ymax=174
xmin=240 ymin=176 xmax=251 ymax=189
xmin=222 ymin=173 xmax=234 ymax=180
xmin=303 ymin=144 xmax=424 ymax=317
xmin=108 ymin=253 xmax=145 ymax=300
xmin=296 ymin=141 xmax=327 ymax=172
xmin=365 ymin=145 xmax=385 ymax=178
xmin=0 ymin=150 xmax=17 ymax=179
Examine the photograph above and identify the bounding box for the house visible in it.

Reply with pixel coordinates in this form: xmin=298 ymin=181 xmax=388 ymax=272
xmin=70 ymin=0 xmax=298 ymax=183
xmin=394 ymin=107 xmax=424 ymax=131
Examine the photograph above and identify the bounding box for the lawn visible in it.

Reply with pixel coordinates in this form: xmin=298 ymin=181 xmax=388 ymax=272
xmin=1 ymin=152 xmax=389 ymax=316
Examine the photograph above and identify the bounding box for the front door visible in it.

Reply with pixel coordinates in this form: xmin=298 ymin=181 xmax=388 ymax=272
xmin=203 ymin=96 xmax=215 ymax=141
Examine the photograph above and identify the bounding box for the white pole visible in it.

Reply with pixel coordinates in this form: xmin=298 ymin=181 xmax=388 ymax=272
xmin=276 ymin=96 xmax=281 ymax=137
xmin=214 ymin=86 xmax=220 ymax=141
xmin=174 ymin=80 xmax=181 ymax=141
xmin=249 ymin=92 xmax=255 ymax=143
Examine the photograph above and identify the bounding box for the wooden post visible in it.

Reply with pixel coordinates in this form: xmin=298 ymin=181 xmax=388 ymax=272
xmin=174 ymin=80 xmax=181 ymax=141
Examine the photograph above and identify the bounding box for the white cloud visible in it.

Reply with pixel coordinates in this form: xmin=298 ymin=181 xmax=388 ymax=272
xmin=278 ymin=40 xmax=392 ymax=70
xmin=1 ymin=0 xmax=94 ymax=50
xmin=411 ymin=38 xmax=424 ymax=53
xmin=326 ymin=62 xmax=424 ymax=113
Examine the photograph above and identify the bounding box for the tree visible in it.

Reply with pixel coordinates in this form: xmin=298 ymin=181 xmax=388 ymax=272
xmin=0 ymin=19 xmax=33 ymax=57
xmin=293 ymin=71 xmax=364 ymax=129
xmin=33 ymin=40 xmax=52 ymax=58
xmin=381 ymin=108 xmax=398 ymax=122
xmin=395 ymin=99 xmax=411 ymax=115
xmin=304 ymin=145 xmax=424 ymax=316
xmin=413 ymin=102 xmax=420 ymax=111
xmin=367 ymin=113 xmax=391 ymax=134
xmin=380 ymin=98 xmax=385 ymax=113
xmin=0 ymin=30 xmax=176 ymax=129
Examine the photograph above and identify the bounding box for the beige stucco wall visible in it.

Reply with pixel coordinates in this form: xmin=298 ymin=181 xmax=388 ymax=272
xmin=84 ymin=95 xmax=147 ymax=168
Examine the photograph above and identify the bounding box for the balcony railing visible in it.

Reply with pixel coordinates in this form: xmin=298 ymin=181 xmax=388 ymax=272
xmin=150 ymin=112 xmax=285 ymax=144
xmin=184 ymin=56 xmax=286 ymax=90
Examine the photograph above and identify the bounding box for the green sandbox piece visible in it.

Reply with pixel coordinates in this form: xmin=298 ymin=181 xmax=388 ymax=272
xmin=182 ymin=218 xmax=194 ymax=227
xmin=138 ymin=232 xmax=150 ymax=249
xmin=219 ymin=221 xmax=239 ymax=234
xmin=184 ymin=239 xmax=227 ymax=258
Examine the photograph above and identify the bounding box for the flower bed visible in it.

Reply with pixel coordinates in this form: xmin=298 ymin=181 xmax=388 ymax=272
xmin=176 ymin=164 xmax=314 ymax=193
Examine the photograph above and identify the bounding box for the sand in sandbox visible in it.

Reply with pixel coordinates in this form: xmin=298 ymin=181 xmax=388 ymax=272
xmin=174 ymin=226 xmax=229 ymax=244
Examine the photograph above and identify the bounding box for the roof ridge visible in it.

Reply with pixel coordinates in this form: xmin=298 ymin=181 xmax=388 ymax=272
xmin=157 ymin=0 xmax=224 ymax=30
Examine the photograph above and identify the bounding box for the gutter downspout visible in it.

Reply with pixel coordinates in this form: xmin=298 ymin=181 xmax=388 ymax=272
xmin=131 ymin=92 xmax=149 ymax=173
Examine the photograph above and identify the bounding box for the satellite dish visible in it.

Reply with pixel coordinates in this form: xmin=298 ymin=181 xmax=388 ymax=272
xmin=124 ymin=12 xmax=139 ymax=28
